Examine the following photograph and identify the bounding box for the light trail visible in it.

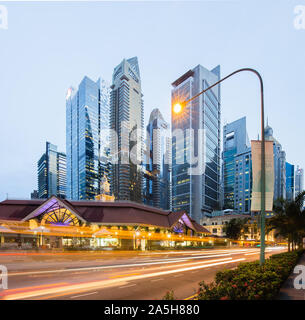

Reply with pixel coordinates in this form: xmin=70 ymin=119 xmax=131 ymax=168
xmin=7 ymin=258 xmax=190 ymax=277
xmin=139 ymin=248 xmax=256 ymax=255
xmin=3 ymin=257 xmax=245 ymax=300
xmin=6 ymin=248 xmax=267 ymax=277
xmin=70 ymin=291 xmax=98 ymax=299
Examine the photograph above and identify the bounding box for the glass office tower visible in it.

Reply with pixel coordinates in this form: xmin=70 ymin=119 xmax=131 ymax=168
xmin=295 ymin=165 xmax=304 ymax=197
xmin=223 ymin=117 xmax=252 ymax=214
xmin=144 ymin=108 xmax=171 ymax=210
xmin=37 ymin=142 xmax=66 ymax=199
xmin=171 ymin=65 xmax=221 ymax=222
xmin=66 ymin=76 xmax=110 ymax=200
xmin=110 ymin=57 xmax=144 ymax=203
xmin=285 ymin=162 xmax=295 ymax=201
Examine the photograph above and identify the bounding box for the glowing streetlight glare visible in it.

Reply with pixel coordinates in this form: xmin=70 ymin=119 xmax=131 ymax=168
xmin=173 ymin=103 xmax=182 ymax=114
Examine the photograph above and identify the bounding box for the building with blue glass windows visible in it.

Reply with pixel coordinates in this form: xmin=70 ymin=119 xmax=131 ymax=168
xmin=222 ymin=117 xmax=252 ymax=214
xmin=110 ymin=57 xmax=144 ymax=203
xmin=66 ymin=76 xmax=110 ymax=200
xmin=171 ymin=65 xmax=221 ymax=222
xmin=144 ymin=108 xmax=171 ymax=210
xmin=37 ymin=142 xmax=66 ymax=199
xmin=295 ymin=165 xmax=304 ymax=197
xmin=285 ymin=162 xmax=295 ymax=202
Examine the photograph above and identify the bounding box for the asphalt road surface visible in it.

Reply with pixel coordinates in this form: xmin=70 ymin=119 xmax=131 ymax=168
xmin=0 ymin=247 xmax=286 ymax=300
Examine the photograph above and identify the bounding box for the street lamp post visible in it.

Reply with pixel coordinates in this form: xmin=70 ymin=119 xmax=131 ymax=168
xmin=173 ymin=68 xmax=266 ymax=264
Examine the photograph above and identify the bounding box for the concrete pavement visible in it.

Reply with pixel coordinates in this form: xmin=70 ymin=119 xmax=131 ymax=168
xmin=278 ymin=253 xmax=305 ymax=300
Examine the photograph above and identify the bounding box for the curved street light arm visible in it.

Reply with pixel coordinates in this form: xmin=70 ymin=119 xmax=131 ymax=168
xmin=181 ymin=68 xmax=266 ymax=264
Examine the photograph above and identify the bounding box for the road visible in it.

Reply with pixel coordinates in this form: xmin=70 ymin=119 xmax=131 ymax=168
xmin=0 ymin=247 xmax=286 ymax=300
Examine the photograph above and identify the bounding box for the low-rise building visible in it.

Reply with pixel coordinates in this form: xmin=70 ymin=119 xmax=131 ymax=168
xmin=201 ymin=214 xmax=275 ymax=242
xmin=0 ymin=196 xmax=209 ymax=250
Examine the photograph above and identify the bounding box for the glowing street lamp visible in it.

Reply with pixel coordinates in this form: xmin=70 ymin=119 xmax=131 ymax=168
xmin=173 ymin=103 xmax=183 ymax=114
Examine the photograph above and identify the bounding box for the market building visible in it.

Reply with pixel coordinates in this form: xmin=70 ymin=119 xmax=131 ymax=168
xmin=0 ymin=196 xmax=210 ymax=250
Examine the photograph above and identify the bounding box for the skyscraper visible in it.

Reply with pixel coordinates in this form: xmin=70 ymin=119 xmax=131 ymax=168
xmin=66 ymin=76 xmax=110 ymax=200
xmin=285 ymin=162 xmax=295 ymax=201
xmin=37 ymin=142 xmax=66 ymax=199
xmin=110 ymin=57 xmax=144 ymax=203
xmin=295 ymin=165 xmax=304 ymax=196
xmin=222 ymin=117 xmax=252 ymax=214
xmin=30 ymin=190 xmax=39 ymax=199
xmin=144 ymin=108 xmax=171 ymax=210
xmin=171 ymin=65 xmax=221 ymax=222
xmin=264 ymin=123 xmax=286 ymax=200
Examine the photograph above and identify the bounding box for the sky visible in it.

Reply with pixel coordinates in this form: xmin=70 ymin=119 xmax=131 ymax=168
xmin=0 ymin=0 xmax=304 ymax=201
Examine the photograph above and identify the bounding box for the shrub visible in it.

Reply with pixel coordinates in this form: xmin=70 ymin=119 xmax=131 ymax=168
xmin=197 ymin=249 xmax=304 ymax=300
xmin=162 ymin=290 xmax=175 ymax=300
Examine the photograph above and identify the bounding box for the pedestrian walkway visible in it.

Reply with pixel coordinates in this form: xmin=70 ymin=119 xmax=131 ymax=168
xmin=278 ymin=253 xmax=305 ymax=300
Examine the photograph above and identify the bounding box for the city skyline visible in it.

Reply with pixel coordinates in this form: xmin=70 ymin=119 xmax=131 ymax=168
xmin=1 ymin=1 xmax=305 ymax=200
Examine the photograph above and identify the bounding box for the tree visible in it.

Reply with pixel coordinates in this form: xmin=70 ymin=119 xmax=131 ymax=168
xmin=269 ymin=191 xmax=305 ymax=251
xmin=223 ymin=218 xmax=250 ymax=240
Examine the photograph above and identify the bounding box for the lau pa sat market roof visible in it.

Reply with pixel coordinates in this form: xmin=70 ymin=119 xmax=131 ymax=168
xmin=0 ymin=195 xmax=210 ymax=234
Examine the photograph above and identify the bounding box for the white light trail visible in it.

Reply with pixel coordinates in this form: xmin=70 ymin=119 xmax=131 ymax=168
xmin=3 ymin=257 xmax=245 ymax=300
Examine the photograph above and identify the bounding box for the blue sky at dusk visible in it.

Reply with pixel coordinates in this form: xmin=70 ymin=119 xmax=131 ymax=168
xmin=0 ymin=0 xmax=304 ymax=200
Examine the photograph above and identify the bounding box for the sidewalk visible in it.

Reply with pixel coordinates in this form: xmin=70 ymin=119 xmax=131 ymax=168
xmin=278 ymin=253 xmax=305 ymax=300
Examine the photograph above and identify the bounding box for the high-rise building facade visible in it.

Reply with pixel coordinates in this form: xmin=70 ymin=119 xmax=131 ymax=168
xmin=30 ymin=190 xmax=39 ymax=199
xmin=66 ymin=76 xmax=110 ymax=200
xmin=110 ymin=57 xmax=144 ymax=203
xmin=264 ymin=123 xmax=286 ymax=200
xmin=295 ymin=165 xmax=304 ymax=196
xmin=171 ymin=65 xmax=221 ymax=222
xmin=37 ymin=142 xmax=66 ymax=199
xmin=285 ymin=162 xmax=295 ymax=202
xmin=144 ymin=108 xmax=171 ymax=210
xmin=222 ymin=117 xmax=252 ymax=214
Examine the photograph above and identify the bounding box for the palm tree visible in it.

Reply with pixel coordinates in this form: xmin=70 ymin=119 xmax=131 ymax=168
xmin=269 ymin=191 xmax=305 ymax=251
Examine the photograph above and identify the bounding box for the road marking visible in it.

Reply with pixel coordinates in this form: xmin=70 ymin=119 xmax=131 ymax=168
xmin=71 ymin=291 xmax=98 ymax=299
xmin=109 ymin=273 xmax=141 ymax=279
xmin=38 ymin=289 xmax=96 ymax=300
xmin=119 ymin=284 xmax=136 ymax=289
xmin=184 ymin=293 xmax=198 ymax=300
xmin=173 ymin=274 xmax=183 ymax=277
xmin=151 ymin=278 xmax=163 ymax=282
xmin=245 ymin=253 xmax=259 ymax=256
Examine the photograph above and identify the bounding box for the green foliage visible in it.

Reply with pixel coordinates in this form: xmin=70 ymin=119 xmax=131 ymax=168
xmin=269 ymin=191 xmax=305 ymax=250
xmin=222 ymin=218 xmax=250 ymax=240
xmin=197 ymin=250 xmax=304 ymax=300
xmin=162 ymin=290 xmax=175 ymax=300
